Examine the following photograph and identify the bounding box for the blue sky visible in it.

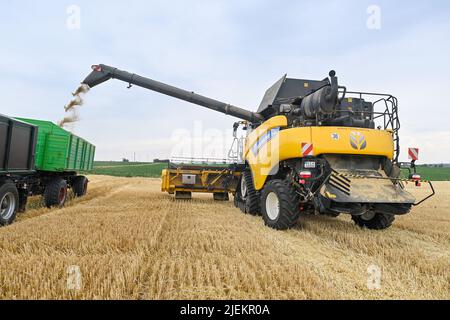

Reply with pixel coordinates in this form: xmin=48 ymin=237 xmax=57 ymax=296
xmin=1 ymin=0 xmax=449 ymax=162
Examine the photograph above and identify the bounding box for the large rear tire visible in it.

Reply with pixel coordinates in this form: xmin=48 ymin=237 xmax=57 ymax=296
xmin=352 ymin=212 xmax=395 ymax=230
xmin=0 ymin=181 xmax=19 ymax=226
xmin=72 ymin=176 xmax=88 ymax=197
xmin=261 ymin=179 xmax=300 ymax=230
xmin=44 ymin=178 xmax=68 ymax=208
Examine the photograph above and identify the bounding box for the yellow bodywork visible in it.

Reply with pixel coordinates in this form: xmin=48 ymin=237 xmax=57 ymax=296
xmin=244 ymin=116 xmax=394 ymax=190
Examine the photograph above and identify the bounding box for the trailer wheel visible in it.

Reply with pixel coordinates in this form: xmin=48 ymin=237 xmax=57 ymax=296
xmin=44 ymin=178 xmax=68 ymax=208
xmin=0 ymin=181 xmax=19 ymax=226
xmin=352 ymin=212 xmax=395 ymax=230
xmin=72 ymin=176 xmax=88 ymax=197
xmin=261 ymin=179 xmax=300 ymax=230
xmin=236 ymin=169 xmax=260 ymax=215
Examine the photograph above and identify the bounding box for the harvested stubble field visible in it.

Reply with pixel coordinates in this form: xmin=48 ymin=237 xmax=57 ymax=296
xmin=0 ymin=175 xmax=448 ymax=300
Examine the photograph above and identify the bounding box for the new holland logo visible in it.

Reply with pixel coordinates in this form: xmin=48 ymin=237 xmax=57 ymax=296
xmin=350 ymin=131 xmax=367 ymax=150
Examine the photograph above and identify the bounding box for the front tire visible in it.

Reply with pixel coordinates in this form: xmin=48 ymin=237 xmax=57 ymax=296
xmin=44 ymin=178 xmax=68 ymax=208
xmin=235 ymin=169 xmax=260 ymax=215
xmin=261 ymin=179 xmax=300 ymax=230
xmin=0 ymin=181 xmax=19 ymax=226
xmin=352 ymin=211 xmax=395 ymax=230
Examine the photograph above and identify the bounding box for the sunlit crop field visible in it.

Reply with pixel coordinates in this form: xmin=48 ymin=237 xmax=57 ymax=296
xmin=405 ymin=166 xmax=450 ymax=181
xmin=84 ymin=162 xmax=166 ymax=177
xmin=0 ymin=176 xmax=448 ymax=299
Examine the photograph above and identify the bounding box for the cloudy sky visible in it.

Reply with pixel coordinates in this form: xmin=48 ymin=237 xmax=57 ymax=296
xmin=1 ymin=0 xmax=449 ymax=163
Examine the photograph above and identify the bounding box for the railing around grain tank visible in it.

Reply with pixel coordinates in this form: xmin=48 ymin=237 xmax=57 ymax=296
xmin=338 ymin=90 xmax=400 ymax=163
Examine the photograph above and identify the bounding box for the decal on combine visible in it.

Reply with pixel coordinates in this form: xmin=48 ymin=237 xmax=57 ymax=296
xmin=301 ymin=143 xmax=314 ymax=157
xmin=350 ymin=131 xmax=367 ymax=150
xmin=408 ymin=148 xmax=419 ymax=160
xmin=251 ymin=128 xmax=280 ymax=156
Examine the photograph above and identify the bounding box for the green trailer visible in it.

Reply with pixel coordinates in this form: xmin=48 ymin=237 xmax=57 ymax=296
xmin=1 ymin=115 xmax=95 ymax=226
xmin=16 ymin=118 xmax=95 ymax=172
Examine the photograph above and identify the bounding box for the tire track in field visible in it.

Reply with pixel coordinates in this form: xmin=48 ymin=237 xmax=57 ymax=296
xmin=268 ymin=214 xmax=449 ymax=299
xmin=14 ymin=178 xmax=133 ymax=225
xmin=136 ymin=197 xmax=188 ymax=299
xmin=303 ymin=209 xmax=450 ymax=264
xmin=136 ymin=198 xmax=333 ymax=299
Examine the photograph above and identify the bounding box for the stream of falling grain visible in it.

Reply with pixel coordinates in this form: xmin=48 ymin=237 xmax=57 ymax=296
xmin=59 ymin=84 xmax=90 ymax=127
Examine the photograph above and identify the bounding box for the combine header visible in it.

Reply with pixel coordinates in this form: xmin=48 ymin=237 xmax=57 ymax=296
xmin=161 ymin=162 xmax=241 ymax=200
xmin=81 ymin=64 xmax=434 ymax=230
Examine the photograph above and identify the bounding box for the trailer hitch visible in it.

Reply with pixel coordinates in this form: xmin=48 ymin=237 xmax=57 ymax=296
xmin=331 ymin=170 xmax=436 ymax=206
xmin=412 ymin=180 xmax=435 ymax=206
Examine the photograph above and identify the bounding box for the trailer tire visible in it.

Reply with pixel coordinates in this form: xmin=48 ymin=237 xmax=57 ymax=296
xmin=72 ymin=176 xmax=88 ymax=197
xmin=44 ymin=178 xmax=68 ymax=208
xmin=261 ymin=179 xmax=300 ymax=230
xmin=0 ymin=181 xmax=19 ymax=226
xmin=352 ymin=212 xmax=395 ymax=230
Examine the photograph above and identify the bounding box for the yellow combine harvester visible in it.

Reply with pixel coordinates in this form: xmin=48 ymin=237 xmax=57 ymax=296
xmin=81 ymin=65 xmax=434 ymax=230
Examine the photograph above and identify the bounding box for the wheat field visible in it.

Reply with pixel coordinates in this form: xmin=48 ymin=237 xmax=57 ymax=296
xmin=0 ymin=175 xmax=448 ymax=299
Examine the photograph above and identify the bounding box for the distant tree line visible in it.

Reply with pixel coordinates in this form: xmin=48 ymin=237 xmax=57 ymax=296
xmin=153 ymin=159 xmax=170 ymax=163
xmin=420 ymin=163 xmax=449 ymax=168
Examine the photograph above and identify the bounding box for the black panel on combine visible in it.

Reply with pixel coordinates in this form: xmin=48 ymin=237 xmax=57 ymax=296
xmin=329 ymin=98 xmax=375 ymax=128
xmin=257 ymin=75 xmax=329 ymax=114
xmin=0 ymin=114 xmax=37 ymax=174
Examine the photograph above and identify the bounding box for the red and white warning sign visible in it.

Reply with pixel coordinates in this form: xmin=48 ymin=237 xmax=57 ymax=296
xmin=408 ymin=147 xmax=419 ymax=161
xmin=302 ymin=143 xmax=314 ymax=157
